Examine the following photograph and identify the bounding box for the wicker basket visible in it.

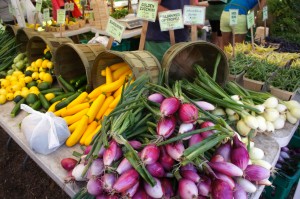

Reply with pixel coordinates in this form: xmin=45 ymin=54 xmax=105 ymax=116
xmin=161 ymin=41 xmax=229 ymax=86
xmin=5 ymin=25 xmax=20 ymax=36
xmin=27 ymin=35 xmax=73 ymax=64
xmin=77 ymin=19 xmax=86 ymax=28
xmin=67 ymin=23 xmax=80 ymax=30
xmin=54 ymin=43 xmax=106 ymax=91
xmin=91 ymin=50 xmax=161 ymax=88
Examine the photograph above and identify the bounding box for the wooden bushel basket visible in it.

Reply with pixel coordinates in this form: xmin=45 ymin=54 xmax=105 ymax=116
xmin=91 ymin=50 xmax=161 ymax=88
xmin=54 ymin=43 xmax=106 ymax=91
xmin=161 ymin=41 xmax=229 ymax=86
xmin=5 ymin=25 xmax=20 ymax=36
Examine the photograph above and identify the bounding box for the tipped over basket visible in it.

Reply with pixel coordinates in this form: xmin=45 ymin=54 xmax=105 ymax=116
xmin=91 ymin=50 xmax=161 ymax=88
xmin=161 ymin=41 xmax=229 ymax=86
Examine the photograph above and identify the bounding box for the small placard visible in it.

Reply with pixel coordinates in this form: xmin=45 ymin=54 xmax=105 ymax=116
xmin=263 ymin=6 xmax=268 ymax=21
xmin=183 ymin=5 xmax=206 ymax=25
xmin=57 ymin=9 xmax=66 ymax=24
xmin=69 ymin=3 xmax=75 ymax=11
xmin=247 ymin=11 xmax=255 ymax=29
xmin=229 ymin=9 xmax=238 ymax=26
xmin=43 ymin=8 xmax=50 ymax=21
xmin=137 ymin=0 xmax=158 ymax=22
xmin=106 ymin=17 xmax=126 ymax=43
xmin=158 ymin=9 xmax=184 ymax=31
xmin=36 ymin=0 xmax=42 ymax=12
xmin=65 ymin=2 xmax=70 ymax=10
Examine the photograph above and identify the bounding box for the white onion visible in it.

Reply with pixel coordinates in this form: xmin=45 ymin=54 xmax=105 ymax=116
xmin=287 ymin=111 xmax=298 ymax=124
xmin=263 ymin=97 xmax=278 ymax=109
xmin=290 ymin=107 xmax=300 ymax=119
xmin=251 ymin=159 xmax=272 ymax=170
xmin=236 ymin=177 xmax=257 ymax=193
xmin=273 ymin=115 xmax=286 ymax=130
xmin=228 ymin=114 xmax=239 ymax=121
xmin=225 ymin=108 xmax=236 ymax=116
xmin=254 ymin=104 xmax=265 ymax=113
xmin=276 ymin=104 xmax=287 ymax=113
xmin=266 ymin=121 xmax=275 ymax=133
xmin=249 ymin=147 xmax=264 ymax=160
xmin=236 ymin=120 xmax=252 ymax=136
xmin=231 ymin=95 xmax=240 ymax=101
xmin=256 ymin=116 xmax=267 ymax=132
xmin=72 ymin=163 xmax=87 ymax=181
xmin=244 ymin=115 xmax=258 ymax=129
xmin=263 ymin=108 xmax=280 ymax=122
xmin=285 ymin=100 xmax=300 ymax=109
xmin=212 ymin=107 xmax=226 ymax=116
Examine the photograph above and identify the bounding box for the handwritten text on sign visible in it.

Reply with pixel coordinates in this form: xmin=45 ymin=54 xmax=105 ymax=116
xmin=43 ymin=8 xmax=50 ymax=21
xmin=158 ymin=9 xmax=184 ymax=31
xmin=137 ymin=0 xmax=158 ymax=22
xmin=247 ymin=11 xmax=255 ymax=29
xmin=183 ymin=6 xmax=205 ymax=25
xmin=106 ymin=17 xmax=126 ymax=43
xmin=263 ymin=6 xmax=268 ymax=21
xmin=57 ymin=9 xmax=66 ymax=24
xmin=36 ymin=0 xmax=42 ymax=12
xmin=229 ymin=9 xmax=238 ymax=26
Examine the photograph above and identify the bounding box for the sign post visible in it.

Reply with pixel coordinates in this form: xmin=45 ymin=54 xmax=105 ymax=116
xmin=34 ymin=0 xmax=42 ymax=31
xmin=43 ymin=8 xmax=50 ymax=31
xmin=247 ymin=11 xmax=255 ymax=50
xmin=158 ymin=9 xmax=184 ymax=46
xmin=57 ymin=9 xmax=66 ymax=38
xmin=105 ymin=17 xmax=126 ymax=49
xmin=137 ymin=0 xmax=158 ymax=50
xmin=229 ymin=9 xmax=238 ymax=58
xmin=262 ymin=5 xmax=268 ymax=43
xmin=183 ymin=5 xmax=206 ymax=41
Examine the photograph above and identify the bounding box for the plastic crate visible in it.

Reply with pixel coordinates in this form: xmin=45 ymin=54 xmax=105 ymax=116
xmin=288 ymin=127 xmax=300 ymax=149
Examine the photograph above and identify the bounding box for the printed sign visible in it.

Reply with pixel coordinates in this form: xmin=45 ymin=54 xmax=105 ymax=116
xmin=158 ymin=9 xmax=184 ymax=31
xmin=43 ymin=8 xmax=50 ymax=21
xmin=57 ymin=9 xmax=66 ymax=24
xmin=36 ymin=0 xmax=42 ymax=12
xmin=106 ymin=17 xmax=126 ymax=43
xmin=229 ymin=9 xmax=238 ymax=26
xmin=137 ymin=0 xmax=158 ymax=22
xmin=183 ymin=5 xmax=205 ymax=25
xmin=263 ymin=6 xmax=268 ymax=21
xmin=247 ymin=11 xmax=255 ymax=29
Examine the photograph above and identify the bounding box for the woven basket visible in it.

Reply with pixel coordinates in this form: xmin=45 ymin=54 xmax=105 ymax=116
xmin=54 ymin=43 xmax=106 ymax=91
xmin=5 ymin=25 xmax=20 ymax=36
xmin=161 ymin=41 xmax=229 ymax=86
xmin=27 ymin=35 xmax=73 ymax=64
xmin=67 ymin=23 xmax=80 ymax=30
xmin=16 ymin=28 xmax=54 ymax=53
xmin=91 ymin=50 xmax=161 ymax=88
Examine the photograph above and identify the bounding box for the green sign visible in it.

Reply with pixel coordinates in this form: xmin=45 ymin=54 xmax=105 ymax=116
xmin=183 ymin=5 xmax=205 ymax=25
xmin=106 ymin=17 xmax=126 ymax=43
xmin=158 ymin=9 xmax=184 ymax=31
xmin=247 ymin=11 xmax=255 ymax=29
xmin=43 ymin=8 xmax=50 ymax=21
xmin=263 ymin=6 xmax=268 ymax=21
xmin=57 ymin=9 xmax=66 ymax=24
xmin=69 ymin=3 xmax=74 ymax=11
xmin=36 ymin=0 xmax=42 ymax=12
xmin=137 ymin=0 xmax=158 ymax=22
xmin=229 ymin=9 xmax=238 ymax=26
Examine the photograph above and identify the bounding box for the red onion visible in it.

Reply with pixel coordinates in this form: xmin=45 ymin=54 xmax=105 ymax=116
xmin=180 ymin=163 xmax=197 ymax=173
xmin=124 ymin=181 xmax=139 ymax=197
xmin=179 ymin=103 xmax=199 ymax=123
xmin=72 ymin=163 xmax=87 ymax=181
xmin=233 ymin=135 xmax=246 ymax=149
xmin=103 ymin=140 xmax=118 ymax=166
xmin=128 ymin=140 xmax=142 ymax=149
xmin=114 ymin=145 xmax=123 ymax=161
xmin=98 ymin=145 xmax=105 ymax=158
xmin=144 ymin=177 xmax=163 ymax=198
xmin=244 ymin=165 xmax=270 ymax=181
xmin=189 ymin=133 xmax=204 ymax=147
xmin=214 ymin=141 xmax=231 ymax=162
xmin=235 ymin=177 xmax=257 ymax=193
xmin=102 ymin=173 xmax=116 ymax=192
xmin=200 ymin=121 xmax=215 ymax=138
xmin=211 ymin=179 xmax=233 ymax=199
xmin=179 ymin=123 xmax=194 ymax=140
xmin=231 ymin=145 xmax=249 ymax=170
xmin=197 ymin=175 xmax=211 ymax=197
xmin=96 ymin=195 xmax=118 ymax=199
xmin=132 ymin=188 xmax=149 ymax=199
xmin=166 ymin=142 xmax=185 ymax=161
xmin=180 ymin=170 xmax=200 ymax=183
xmin=84 ymin=146 xmax=92 ymax=155
xmin=87 ymin=178 xmax=103 ymax=196
xmin=116 ymin=157 xmax=133 ymax=175
xmin=179 ymin=178 xmax=198 ymax=199
xmin=146 ymin=162 xmax=165 ymax=178
xmin=257 ymin=179 xmax=272 ymax=186
xmin=233 ymin=184 xmax=247 ymax=199
xmin=215 ymin=172 xmax=235 ymax=189
xmin=141 ymin=144 xmax=160 ymax=165
xmin=159 ymin=146 xmax=175 ymax=171
xmin=61 ymin=158 xmax=77 ymax=171
xmin=113 ymin=169 xmax=139 ymax=193
xmin=157 ymin=116 xmax=176 ymax=139
xmin=160 ymin=97 xmax=181 ymax=116
xmin=161 ymin=178 xmax=174 ymax=198
xmin=195 ymin=101 xmax=215 ymax=111
xmin=210 ymin=154 xmax=225 ymax=162
xmin=87 ymin=158 xmax=104 ymax=179
xmin=208 ymin=162 xmax=243 ymax=177
xmin=148 ymin=93 xmax=165 ymax=104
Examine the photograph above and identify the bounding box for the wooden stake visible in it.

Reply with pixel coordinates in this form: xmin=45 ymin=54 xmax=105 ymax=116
xmin=264 ymin=20 xmax=267 ymax=42
xmin=60 ymin=24 xmax=63 ymax=38
xmin=169 ymin=30 xmax=175 ymax=46
xmin=107 ymin=37 xmax=114 ymax=50
xmin=232 ymin=28 xmax=235 ymax=58
xmin=34 ymin=12 xmax=38 ymax=31
xmin=250 ymin=26 xmax=255 ymax=50
xmin=139 ymin=21 xmax=148 ymax=50
xmin=191 ymin=25 xmax=197 ymax=41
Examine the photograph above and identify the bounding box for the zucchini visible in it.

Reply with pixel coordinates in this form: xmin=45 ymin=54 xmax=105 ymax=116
xmin=57 ymin=75 xmax=76 ymax=92
xmin=70 ymin=74 xmax=86 ymax=85
xmin=40 ymin=87 xmax=64 ymax=94
xmin=55 ymin=92 xmax=81 ymax=111
xmin=52 ymin=91 xmax=65 ymax=96
xmin=49 ymin=92 xmax=75 ymax=104
xmin=30 ymin=100 xmax=42 ymax=110
xmin=75 ymin=75 xmax=87 ymax=88
xmin=77 ymin=84 xmax=87 ymax=92
xmin=13 ymin=95 xmax=24 ymax=103
xmin=11 ymin=98 xmax=26 ymax=117
xmin=38 ymin=93 xmax=50 ymax=110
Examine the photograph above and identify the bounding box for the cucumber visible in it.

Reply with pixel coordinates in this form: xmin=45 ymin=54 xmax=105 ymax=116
xmin=40 ymin=87 xmax=64 ymax=94
xmin=11 ymin=98 xmax=26 ymax=117
xmin=49 ymin=92 xmax=75 ymax=104
xmin=55 ymin=92 xmax=81 ymax=110
xmin=38 ymin=93 xmax=50 ymax=110
xmin=75 ymin=75 xmax=87 ymax=88
xmin=57 ymin=75 xmax=75 ymax=92
xmin=30 ymin=100 xmax=42 ymax=110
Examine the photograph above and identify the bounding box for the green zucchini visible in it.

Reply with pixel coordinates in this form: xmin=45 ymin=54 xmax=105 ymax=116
xmin=75 ymin=75 xmax=87 ymax=88
xmin=77 ymin=84 xmax=87 ymax=92
xmin=38 ymin=93 xmax=50 ymax=110
xmin=57 ymin=75 xmax=75 ymax=92
xmin=11 ymin=98 xmax=26 ymax=118
xmin=40 ymin=87 xmax=64 ymax=94
xmin=55 ymin=92 xmax=81 ymax=110
xmin=30 ymin=100 xmax=42 ymax=110
xmin=70 ymin=74 xmax=86 ymax=85
xmin=49 ymin=92 xmax=75 ymax=104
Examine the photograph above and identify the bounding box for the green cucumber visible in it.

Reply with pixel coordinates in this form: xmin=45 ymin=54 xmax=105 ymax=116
xmin=40 ymin=87 xmax=64 ymax=94
xmin=38 ymin=93 xmax=50 ymax=110
xmin=57 ymin=75 xmax=75 ymax=92
xmin=11 ymin=98 xmax=26 ymax=118
xmin=49 ymin=92 xmax=75 ymax=104
xmin=55 ymin=92 xmax=81 ymax=111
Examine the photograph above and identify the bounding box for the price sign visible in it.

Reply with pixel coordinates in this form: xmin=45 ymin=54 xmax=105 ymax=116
xmin=247 ymin=11 xmax=255 ymax=29
xmin=263 ymin=6 xmax=268 ymax=21
xmin=106 ymin=17 xmax=126 ymax=43
xmin=158 ymin=9 xmax=184 ymax=31
xmin=69 ymin=3 xmax=74 ymax=11
xmin=57 ymin=9 xmax=66 ymax=24
xmin=80 ymin=0 xmax=87 ymax=6
xmin=183 ymin=5 xmax=206 ymax=25
xmin=43 ymin=8 xmax=50 ymax=21
xmin=229 ymin=9 xmax=238 ymax=26
xmin=65 ymin=2 xmax=70 ymax=10
xmin=137 ymin=0 xmax=158 ymax=22
xmin=36 ymin=0 xmax=42 ymax=12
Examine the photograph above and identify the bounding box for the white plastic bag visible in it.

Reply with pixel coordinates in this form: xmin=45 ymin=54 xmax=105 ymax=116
xmin=20 ymin=104 xmax=70 ymax=155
